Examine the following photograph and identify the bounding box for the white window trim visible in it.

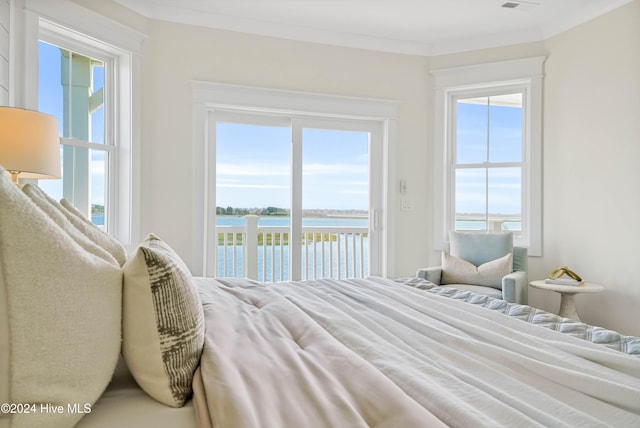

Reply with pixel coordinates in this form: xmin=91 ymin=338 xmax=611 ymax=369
xmin=431 ymin=57 xmax=544 ymax=256
xmin=16 ymin=0 xmax=145 ymax=246
xmin=191 ymin=81 xmax=398 ymax=277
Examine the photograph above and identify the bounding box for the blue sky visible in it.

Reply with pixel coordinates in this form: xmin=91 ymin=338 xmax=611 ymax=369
xmin=39 ymin=36 xmax=370 ymax=212
xmin=37 ymin=41 xmax=106 ymax=205
xmin=35 ymin=41 xmax=521 ymax=216
xmin=216 ymin=123 xmax=369 ymax=210
xmin=214 ymin=100 xmax=521 ymax=214
xmin=455 ymin=99 xmax=522 ymax=215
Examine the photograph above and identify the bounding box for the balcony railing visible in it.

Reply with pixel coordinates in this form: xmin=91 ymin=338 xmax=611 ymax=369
xmin=455 ymin=214 xmax=522 ymax=234
xmin=216 ymin=215 xmax=369 ymax=282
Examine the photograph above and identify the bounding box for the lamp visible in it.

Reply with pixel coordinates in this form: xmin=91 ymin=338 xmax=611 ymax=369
xmin=0 ymin=106 xmax=61 ymax=185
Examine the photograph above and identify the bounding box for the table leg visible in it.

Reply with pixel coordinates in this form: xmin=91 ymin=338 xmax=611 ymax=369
xmin=558 ymin=293 xmax=580 ymax=321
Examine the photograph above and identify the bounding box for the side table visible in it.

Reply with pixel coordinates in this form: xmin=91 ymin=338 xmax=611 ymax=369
xmin=529 ymin=280 xmax=605 ymax=322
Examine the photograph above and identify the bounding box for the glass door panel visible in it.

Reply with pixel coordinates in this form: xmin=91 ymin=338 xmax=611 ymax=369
xmin=215 ymin=121 xmax=291 ymax=280
xmin=301 ymin=127 xmax=370 ymax=279
xmin=212 ymin=114 xmax=379 ymax=282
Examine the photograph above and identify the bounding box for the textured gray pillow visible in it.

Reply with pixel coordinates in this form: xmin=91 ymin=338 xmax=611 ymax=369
xmin=122 ymin=233 xmax=204 ymax=407
xmin=0 ymin=168 xmax=122 ymax=428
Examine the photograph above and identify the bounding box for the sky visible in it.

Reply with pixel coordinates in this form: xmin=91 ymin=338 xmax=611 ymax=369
xmin=34 ymin=41 xmax=522 ymax=217
xmin=216 ymin=98 xmax=522 ymax=214
xmin=36 ymin=40 xmax=106 ymax=206
xmin=455 ymin=98 xmax=523 ymax=215
xmin=38 ymin=38 xmax=370 ymax=212
xmin=216 ymin=123 xmax=369 ymax=211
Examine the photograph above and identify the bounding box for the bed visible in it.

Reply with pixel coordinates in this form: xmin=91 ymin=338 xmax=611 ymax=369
xmin=1 ymin=168 xmax=639 ymax=428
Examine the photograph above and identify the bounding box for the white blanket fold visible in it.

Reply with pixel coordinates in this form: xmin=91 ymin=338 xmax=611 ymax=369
xmin=192 ymin=276 xmax=640 ymax=428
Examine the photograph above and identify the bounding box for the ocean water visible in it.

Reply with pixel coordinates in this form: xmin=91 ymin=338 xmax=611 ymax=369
xmin=94 ymin=214 xmax=518 ymax=231
xmin=92 ymin=214 xmax=105 ymax=225
xmin=217 ymin=216 xmax=520 ymax=230
xmin=216 ymin=216 xmax=368 ymax=227
xmin=456 ymin=220 xmax=521 ymax=231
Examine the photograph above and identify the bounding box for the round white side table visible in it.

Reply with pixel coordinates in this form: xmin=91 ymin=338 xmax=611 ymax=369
xmin=529 ymin=280 xmax=605 ymax=322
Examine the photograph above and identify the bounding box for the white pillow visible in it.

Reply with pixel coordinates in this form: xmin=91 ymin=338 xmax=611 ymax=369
xmin=441 ymin=252 xmax=512 ymax=289
xmin=0 ymin=168 xmax=122 ymax=428
xmin=122 ymin=234 xmax=204 ymax=407
xmin=22 ymin=183 xmax=119 ymax=267
xmin=59 ymin=198 xmax=128 ymax=266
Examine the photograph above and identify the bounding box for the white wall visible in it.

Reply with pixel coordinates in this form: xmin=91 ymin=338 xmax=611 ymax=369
xmin=0 ymin=0 xmax=9 ymax=104
xmin=429 ymin=2 xmax=640 ymax=335
xmin=139 ymin=21 xmax=431 ymax=277
xmin=22 ymin=0 xmax=640 ymax=335
xmin=536 ymin=1 xmax=640 ymax=335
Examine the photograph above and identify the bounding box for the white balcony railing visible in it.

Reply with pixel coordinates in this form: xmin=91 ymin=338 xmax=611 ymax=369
xmin=455 ymin=214 xmax=522 ymax=234
xmin=216 ymin=215 xmax=369 ymax=282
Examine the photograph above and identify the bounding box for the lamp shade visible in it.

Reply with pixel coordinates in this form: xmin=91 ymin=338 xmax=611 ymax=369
xmin=0 ymin=106 xmax=61 ymax=180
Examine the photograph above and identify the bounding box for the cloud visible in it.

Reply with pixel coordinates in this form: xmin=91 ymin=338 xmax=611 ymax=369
xmin=302 ymin=162 xmax=367 ymax=176
xmin=91 ymin=164 xmax=105 ymax=175
xmin=339 ymin=189 xmax=367 ymax=195
xmin=218 ymin=162 xmax=367 ymax=180
xmin=217 ymin=183 xmax=289 ymax=189
xmin=217 ymin=163 xmax=289 ymax=176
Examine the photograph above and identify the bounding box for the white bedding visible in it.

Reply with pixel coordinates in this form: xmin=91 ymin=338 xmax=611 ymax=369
xmin=76 ymin=358 xmax=195 ymax=428
xmin=192 ymin=276 xmax=640 ymax=428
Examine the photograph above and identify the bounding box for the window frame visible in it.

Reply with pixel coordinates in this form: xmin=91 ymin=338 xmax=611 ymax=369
xmin=212 ymin=112 xmax=380 ymax=281
xmin=37 ymin=37 xmax=115 ymax=230
xmin=17 ymin=0 xmax=145 ymax=246
xmin=450 ymin=86 xmax=526 ymax=237
xmin=191 ymin=81 xmax=398 ymax=277
xmin=432 ymin=57 xmax=544 ymax=256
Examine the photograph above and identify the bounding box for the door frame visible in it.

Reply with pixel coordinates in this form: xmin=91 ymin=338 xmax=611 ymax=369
xmin=191 ymin=81 xmax=398 ymax=278
xmin=290 ymin=117 xmax=383 ymax=280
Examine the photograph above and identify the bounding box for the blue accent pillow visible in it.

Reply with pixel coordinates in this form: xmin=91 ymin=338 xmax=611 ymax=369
xmin=449 ymin=231 xmax=513 ymax=267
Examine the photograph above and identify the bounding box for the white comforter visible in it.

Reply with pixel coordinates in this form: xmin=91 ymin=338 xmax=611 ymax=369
xmin=192 ymin=276 xmax=640 ymax=428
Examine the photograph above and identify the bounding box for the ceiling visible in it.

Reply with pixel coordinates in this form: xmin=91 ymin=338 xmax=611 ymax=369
xmin=114 ymin=0 xmax=632 ymax=56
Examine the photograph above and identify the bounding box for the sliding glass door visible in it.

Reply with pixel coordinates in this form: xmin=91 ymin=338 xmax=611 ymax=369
xmin=212 ymin=112 xmax=382 ymax=281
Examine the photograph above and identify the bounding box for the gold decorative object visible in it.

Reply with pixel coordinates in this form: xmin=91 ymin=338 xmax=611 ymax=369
xmin=548 ymin=266 xmax=583 ymax=284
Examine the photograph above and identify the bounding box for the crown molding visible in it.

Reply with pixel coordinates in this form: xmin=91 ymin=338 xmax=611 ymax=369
xmin=115 ymin=0 xmax=633 ymax=56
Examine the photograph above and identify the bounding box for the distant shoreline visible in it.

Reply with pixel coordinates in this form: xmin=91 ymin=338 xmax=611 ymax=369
xmin=216 ymin=213 xmax=368 ymax=219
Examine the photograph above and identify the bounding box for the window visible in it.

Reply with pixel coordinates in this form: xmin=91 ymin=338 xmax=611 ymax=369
xmin=432 ymin=57 xmax=544 ymax=255
xmin=453 ymin=91 xmax=524 ymax=235
xmin=213 ymin=112 xmax=373 ymax=282
xmin=191 ymin=81 xmax=397 ymax=278
xmin=18 ymin=0 xmax=144 ymax=245
xmin=37 ymin=40 xmax=111 ymax=230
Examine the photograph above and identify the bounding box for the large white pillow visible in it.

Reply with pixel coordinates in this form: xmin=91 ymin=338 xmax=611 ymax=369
xmin=441 ymin=252 xmax=512 ymax=289
xmin=0 ymin=168 xmax=122 ymax=428
xmin=122 ymin=234 xmax=204 ymax=407
xmin=58 ymin=197 xmax=128 ymax=266
xmin=22 ymin=183 xmax=119 ymax=267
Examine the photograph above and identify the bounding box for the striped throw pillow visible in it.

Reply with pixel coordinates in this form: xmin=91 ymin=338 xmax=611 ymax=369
xmin=122 ymin=233 xmax=204 ymax=407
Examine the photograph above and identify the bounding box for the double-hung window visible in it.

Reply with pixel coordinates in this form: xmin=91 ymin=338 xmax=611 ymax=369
xmin=38 ymin=39 xmax=112 ymax=230
xmin=453 ymin=90 xmax=524 ymax=235
xmin=20 ymin=0 xmax=144 ymax=245
xmin=432 ymin=57 xmax=544 ymax=255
